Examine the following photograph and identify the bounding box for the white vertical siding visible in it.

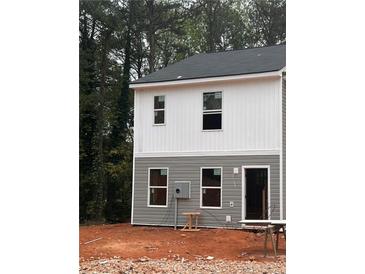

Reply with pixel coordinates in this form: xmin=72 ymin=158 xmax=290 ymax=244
xmin=134 ymin=77 xmax=281 ymax=155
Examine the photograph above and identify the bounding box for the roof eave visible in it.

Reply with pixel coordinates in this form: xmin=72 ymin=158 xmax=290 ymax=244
xmin=130 ymin=69 xmax=283 ymax=89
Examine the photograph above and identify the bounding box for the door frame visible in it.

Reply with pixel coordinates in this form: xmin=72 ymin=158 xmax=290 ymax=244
xmin=241 ymin=165 xmax=271 ymax=221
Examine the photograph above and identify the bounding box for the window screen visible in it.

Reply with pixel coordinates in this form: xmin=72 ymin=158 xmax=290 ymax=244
xmin=201 ymin=168 xmax=222 ymax=208
xmin=203 ymin=92 xmax=222 ymax=110
xmin=203 ymin=92 xmax=222 ymax=130
xmin=149 ymin=168 xmax=168 ymax=206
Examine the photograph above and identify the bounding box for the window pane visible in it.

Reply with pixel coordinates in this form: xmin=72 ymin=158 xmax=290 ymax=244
xmin=202 ymin=168 xmax=221 ymax=186
xmin=202 ymin=188 xmax=221 ymax=207
xmin=150 ymin=188 xmax=167 ymax=206
xmin=203 ymin=113 xmax=221 ymax=130
xmin=150 ymin=169 xmax=167 ymax=186
xmin=154 ymin=95 xmax=165 ymax=109
xmin=154 ymin=110 xmax=165 ymax=124
xmin=203 ymin=92 xmax=222 ymax=110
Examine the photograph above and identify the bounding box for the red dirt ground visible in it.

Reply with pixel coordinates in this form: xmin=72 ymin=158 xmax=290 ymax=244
xmin=80 ymin=224 xmax=285 ymax=262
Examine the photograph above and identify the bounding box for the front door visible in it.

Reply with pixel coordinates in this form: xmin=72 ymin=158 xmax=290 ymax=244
xmin=244 ymin=167 xmax=269 ymax=220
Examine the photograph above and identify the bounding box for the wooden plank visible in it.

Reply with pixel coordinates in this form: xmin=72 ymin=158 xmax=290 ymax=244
xmin=264 ymin=228 xmax=268 ymax=257
xmin=283 ymin=226 xmax=286 ymax=240
xmin=188 ymin=214 xmax=192 ymax=229
xmin=83 ymin=237 xmax=103 ymax=245
xmin=262 ymin=188 xmax=266 ymax=219
xmin=270 ymin=220 xmax=286 ymax=225
xmin=269 ymin=227 xmax=277 ymax=256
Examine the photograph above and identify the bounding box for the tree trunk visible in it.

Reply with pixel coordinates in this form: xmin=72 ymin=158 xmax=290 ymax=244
xmin=135 ymin=33 xmax=144 ymax=78
xmin=206 ymin=1 xmax=215 ymax=52
xmin=146 ymin=0 xmax=156 ymax=73
xmin=94 ymin=30 xmax=111 ymax=221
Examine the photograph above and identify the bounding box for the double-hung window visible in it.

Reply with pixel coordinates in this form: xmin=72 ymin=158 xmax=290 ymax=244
xmin=148 ymin=168 xmax=168 ymax=207
xmin=203 ymin=91 xmax=222 ymax=130
xmin=201 ymin=167 xmax=222 ymax=208
xmin=154 ymin=95 xmax=165 ymax=125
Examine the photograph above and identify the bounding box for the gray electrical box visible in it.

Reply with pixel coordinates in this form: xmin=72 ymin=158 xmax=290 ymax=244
xmin=174 ymin=181 xmax=190 ymax=199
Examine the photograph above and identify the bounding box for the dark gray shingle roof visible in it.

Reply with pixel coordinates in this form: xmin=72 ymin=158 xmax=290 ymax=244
xmin=132 ymin=44 xmax=285 ymax=84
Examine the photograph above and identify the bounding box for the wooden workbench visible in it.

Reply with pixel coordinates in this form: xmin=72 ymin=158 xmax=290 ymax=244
xmin=238 ymin=220 xmax=286 ymax=256
xmin=181 ymin=212 xmax=200 ymax=231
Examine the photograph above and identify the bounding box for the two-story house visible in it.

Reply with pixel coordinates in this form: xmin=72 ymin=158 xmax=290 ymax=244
xmin=129 ymin=45 xmax=286 ymax=228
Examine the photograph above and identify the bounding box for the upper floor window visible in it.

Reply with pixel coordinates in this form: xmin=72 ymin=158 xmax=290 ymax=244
xmin=154 ymin=95 xmax=165 ymax=125
xmin=203 ymin=91 xmax=222 ymax=130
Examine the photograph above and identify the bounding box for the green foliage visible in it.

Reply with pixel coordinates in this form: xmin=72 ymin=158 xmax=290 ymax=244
xmin=245 ymin=0 xmax=286 ymax=46
xmin=79 ymin=0 xmax=286 ymax=224
xmin=104 ymin=139 xmax=133 ymax=222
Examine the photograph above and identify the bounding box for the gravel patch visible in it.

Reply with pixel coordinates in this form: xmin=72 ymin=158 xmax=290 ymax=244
xmin=79 ymin=256 xmax=286 ymax=274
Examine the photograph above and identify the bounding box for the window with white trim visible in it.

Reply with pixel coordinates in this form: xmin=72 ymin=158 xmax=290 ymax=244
xmin=154 ymin=95 xmax=165 ymax=125
xmin=201 ymin=168 xmax=222 ymax=208
xmin=203 ymin=91 xmax=222 ymax=130
xmin=148 ymin=168 xmax=168 ymax=206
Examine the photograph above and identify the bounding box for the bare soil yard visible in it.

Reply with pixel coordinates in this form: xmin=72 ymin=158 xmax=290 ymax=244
xmin=80 ymin=223 xmax=285 ymax=261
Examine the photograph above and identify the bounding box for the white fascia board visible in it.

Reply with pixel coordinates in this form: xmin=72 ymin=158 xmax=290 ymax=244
xmin=135 ymin=149 xmax=280 ymax=158
xmin=130 ymin=70 xmax=282 ymax=89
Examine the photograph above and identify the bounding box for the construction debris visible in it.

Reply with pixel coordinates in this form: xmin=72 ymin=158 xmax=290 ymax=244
xmin=133 ymin=256 xmax=150 ymax=263
xmin=83 ymin=237 xmax=103 ymax=245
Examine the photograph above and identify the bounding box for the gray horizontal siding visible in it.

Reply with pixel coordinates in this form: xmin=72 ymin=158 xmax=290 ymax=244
xmin=282 ymin=75 xmax=286 ymax=220
xmin=133 ymin=155 xmax=280 ymax=228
